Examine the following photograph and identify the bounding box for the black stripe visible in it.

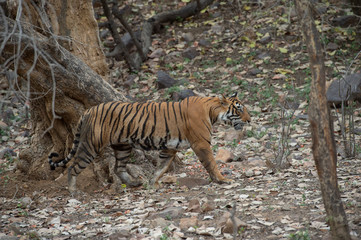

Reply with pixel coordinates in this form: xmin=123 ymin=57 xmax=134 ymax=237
xmin=176 ymin=128 xmax=182 ymax=148
xmin=202 ymin=119 xmax=212 ymax=134
xmin=166 ymin=101 xmax=170 ymax=120
xmin=127 ymin=103 xmax=142 ymax=137
xmin=178 ymin=102 xmax=184 ymax=122
xmin=116 ymin=104 xmax=132 ymax=142
xmin=172 ymin=102 xmax=178 ymax=123
xmin=141 ymin=110 xmax=151 ymax=139
xmin=110 ymin=104 xmax=126 ymax=142
xmin=115 ymin=155 xmax=130 ymax=161
xmin=78 ymin=156 xmax=91 ymax=164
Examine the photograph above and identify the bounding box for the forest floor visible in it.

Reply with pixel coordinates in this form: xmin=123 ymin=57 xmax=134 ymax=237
xmin=1 ymin=0 xmax=361 ymax=239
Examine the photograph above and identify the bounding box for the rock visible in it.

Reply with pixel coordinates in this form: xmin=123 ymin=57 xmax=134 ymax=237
xmin=245 ymin=170 xmax=254 ymax=177
xmin=49 ymin=216 xmax=61 ymax=226
xmin=258 ymin=34 xmax=272 ymax=44
xmin=150 ymin=207 xmax=184 ymax=220
xmin=326 ymin=73 xmax=361 ymax=104
xmin=179 ymin=216 xmax=198 ymax=230
xmin=326 ymin=42 xmax=338 ymax=51
xmin=224 ymin=130 xmax=243 ymax=142
xmin=182 ymin=47 xmax=199 ymax=59
xmin=2 ymin=109 xmax=14 ymax=124
xmin=250 ymin=68 xmax=261 ymax=76
xmin=257 ymin=52 xmax=270 ymax=59
xmin=19 ymin=197 xmax=32 ymax=208
xmin=171 ymin=89 xmax=196 ymax=101
xmin=211 ymin=11 xmax=222 ymax=18
xmin=198 ymin=39 xmax=211 ymax=47
xmin=218 ymin=212 xmax=231 ymax=226
xmin=187 ymin=199 xmax=201 ymax=212
xmin=67 ymin=199 xmax=81 ymax=207
xmin=156 ymin=70 xmax=178 ymax=89
xmin=182 ymin=32 xmax=194 ymax=42
xmin=149 ymin=48 xmax=166 ymax=58
xmin=149 ymin=217 xmax=169 ymax=228
xmin=0 ymin=121 xmax=8 ymax=129
xmin=161 ymin=175 xmax=177 ymax=184
xmin=211 ymin=24 xmax=224 ymax=35
xmin=332 ymin=15 xmax=360 ymax=28
xmin=177 ymin=177 xmax=209 ymax=189
xmin=202 ymin=201 xmax=216 ymax=212
xmin=123 ymin=75 xmax=137 ymax=89
xmin=222 ymin=217 xmax=248 ymax=234
xmin=215 ymin=149 xmax=234 ymax=163
xmin=0 ymin=148 xmax=16 ymax=159
xmin=109 ymin=231 xmax=131 ymax=240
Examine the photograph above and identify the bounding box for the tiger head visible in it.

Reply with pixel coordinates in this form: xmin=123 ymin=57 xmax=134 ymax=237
xmin=219 ymin=92 xmax=251 ymax=130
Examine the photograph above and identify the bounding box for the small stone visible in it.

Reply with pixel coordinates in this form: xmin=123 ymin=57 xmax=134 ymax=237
xmin=258 ymin=34 xmax=272 ymax=44
xmin=150 ymin=217 xmax=169 ymax=228
xmin=211 ymin=24 xmax=224 ymax=35
xmin=202 ymin=201 xmax=216 ymax=212
xmin=161 ymin=175 xmax=177 ymax=184
xmin=182 ymin=47 xmax=199 ymax=59
xmin=0 ymin=121 xmax=8 ymax=129
xmin=332 ymin=15 xmax=359 ymax=28
xmin=187 ymin=199 xmax=201 ymax=212
xmin=245 ymin=170 xmax=254 ymax=177
xmin=178 ymin=177 xmax=209 ymax=189
xmin=250 ymin=68 xmax=261 ymax=76
xmin=215 ymin=149 xmax=234 ymax=163
xmin=218 ymin=212 xmax=231 ymax=227
xmin=0 ymin=148 xmax=16 ymax=159
xmin=67 ymin=199 xmax=81 ymax=207
xmin=123 ymin=75 xmax=137 ymax=89
xmin=149 ymin=48 xmax=166 ymax=58
xmin=182 ymin=32 xmax=194 ymax=42
xmin=326 ymin=42 xmax=338 ymax=51
xmin=150 ymin=207 xmax=184 ymax=220
xmin=198 ymin=39 xmax=211 ymax=47
xmin=254 ymin=170 xmax=262 ymax=176
xmin=257 ymin=52 xmax=270 ymax=59
xmin=179 ymin=216 xmax=198 ymax=230
xmin=19 ymin=197 xmax=32 ymax=208
xmin=172 ymin=89 xmax=196 ymax=101
xmin=222 ymin=217 xmax=247 ymax=234
xmin=157 ymin=70 xmax=178 ymax=89
xmin=49 ymin=216 xmax=61 ymax=226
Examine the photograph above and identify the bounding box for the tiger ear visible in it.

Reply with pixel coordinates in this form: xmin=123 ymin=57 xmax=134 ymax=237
xmin=219 ymin=95 xmax=230 ymax=106
xmin=230 ymin=92 xmax=238 ymax=98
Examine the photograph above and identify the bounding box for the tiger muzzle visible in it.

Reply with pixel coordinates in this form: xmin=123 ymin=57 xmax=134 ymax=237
xmin=233 ymin=121 xmax=244 ymax=130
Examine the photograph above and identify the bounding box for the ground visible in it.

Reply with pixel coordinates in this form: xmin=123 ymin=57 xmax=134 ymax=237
xmin=1 ymin=0 xmax=361 ymax=239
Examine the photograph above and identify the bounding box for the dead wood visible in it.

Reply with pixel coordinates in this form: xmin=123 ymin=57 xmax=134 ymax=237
xmin=294 ymin=0 xmax=351 ymax=239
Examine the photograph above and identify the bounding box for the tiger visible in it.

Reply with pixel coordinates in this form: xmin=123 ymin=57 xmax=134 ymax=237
xmin=48 ymin=93 xmax=251 ymax=193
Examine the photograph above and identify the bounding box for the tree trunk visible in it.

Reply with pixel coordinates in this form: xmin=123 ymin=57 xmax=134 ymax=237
xmin=0 ymin=0 xmax=125 ymax=182
xmin=294 ymin=1 xmax=351 ymax=239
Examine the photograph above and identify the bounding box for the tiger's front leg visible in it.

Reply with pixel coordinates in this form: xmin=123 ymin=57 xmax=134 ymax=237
xmin=192 ymin=142 xmax=232 ymax=183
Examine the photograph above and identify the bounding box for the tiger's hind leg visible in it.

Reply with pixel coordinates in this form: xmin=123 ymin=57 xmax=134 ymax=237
xmin=67 ymin=143 xmax=98 ymax=193
xmin=111 ymin=144 xmax=142 ymax=188
xmin=150 ymin=149 xmax=177 ymax=187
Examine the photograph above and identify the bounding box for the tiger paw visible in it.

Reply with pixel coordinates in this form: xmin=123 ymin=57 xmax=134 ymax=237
xmin=119 ymin=171 xmax=143 ymax=188
xmin=214 ymin=177 xmax=234 ymax=184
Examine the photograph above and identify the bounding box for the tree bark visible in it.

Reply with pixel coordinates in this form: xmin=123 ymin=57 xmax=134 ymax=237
xmin=0 ymin=0 xmax=125 ymax=181
xmin=294 ymin=1 xmax=351 ymax=239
